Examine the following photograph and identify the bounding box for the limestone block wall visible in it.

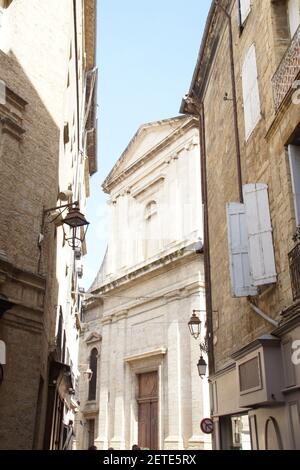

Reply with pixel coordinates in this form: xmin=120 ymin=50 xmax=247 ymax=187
xmin=202 ymin=0 xmax=300 ymax=371
xmin=94 ymin=255 xmax=210 ymax=450
xmin=0 ymin=0 xmax=96 ymax=449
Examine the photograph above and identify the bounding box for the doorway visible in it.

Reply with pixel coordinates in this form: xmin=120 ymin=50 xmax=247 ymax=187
xmin=137 ymin=371 xmax=158 ymax=450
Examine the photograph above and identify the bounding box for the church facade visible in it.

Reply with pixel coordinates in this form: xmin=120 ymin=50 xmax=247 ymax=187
xmin=77 ymin=115 xmax=210 ymax=450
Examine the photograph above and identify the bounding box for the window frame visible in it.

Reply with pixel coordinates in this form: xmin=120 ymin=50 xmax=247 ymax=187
xmin=242 ymin=44 xmax=261 ymax=140
xmin=238 ymin=0 xmax=251 ymax=30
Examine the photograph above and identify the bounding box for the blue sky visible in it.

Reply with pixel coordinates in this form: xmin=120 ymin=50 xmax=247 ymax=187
xmin=83 ymin=0 xmax=212 ymax=288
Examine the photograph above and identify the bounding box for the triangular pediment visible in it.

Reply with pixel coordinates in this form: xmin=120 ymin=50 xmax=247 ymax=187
xmin=85 ymin=332 xmax=102 ymax=344
xmin=103 ymin=115 xmax=191 ymax=191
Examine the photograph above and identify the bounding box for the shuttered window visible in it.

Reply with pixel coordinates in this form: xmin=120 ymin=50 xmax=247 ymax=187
xmin=287 ymin=0 xmax=300 ymax=38
xmin=0 ymin=7 xmax=4 ymax=33
xmin=242 ymin=44 xmax=261 ymax=140
xmin=226 ymin=202 xmax=258 ymax=297
xmin=243 ymin=184 xmax=277 ymax=286
xmin=239 ymin=0 xmax=251 ymax=26
xmin=227 ymin=184 xmax=277 ymax=296
xmin=288 ymin=145 xmax=300 ymax=226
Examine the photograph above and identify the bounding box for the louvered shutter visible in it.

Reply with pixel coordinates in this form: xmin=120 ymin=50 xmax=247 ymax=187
xmin=287 ymin=0 xmax=300 ymax=38
xmin=239 ymin=0 xmax=251 ymax=25
xmin=227 ymin=202 xmax=258 ymax=297
xmin=0 ymin=7 xmax=3 ymax=35
xmin=243 ymin=184 xmax=277 ymax=286
xmin=242 ymin=45 xmax=261 ymax=140
xmin=288 ymin=145 xmax=300 ymax=226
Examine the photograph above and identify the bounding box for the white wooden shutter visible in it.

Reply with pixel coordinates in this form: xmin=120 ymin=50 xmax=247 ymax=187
xmin=239 ymin=0 xmax=251 ymax=25
xmin=227 ymin=202 xmax=258 ymax=297
xmin=0 ymin=7 xmax=3 ymax=31
xmin=243 ymin=184 xmax=277 ymax=286
xmin=287 ymin=0 xmax=300 ymax=38
xmin=242 ymin=44 xmax=261 ymax=140
xmin=288 ymin=145 xmax=300 ymax=226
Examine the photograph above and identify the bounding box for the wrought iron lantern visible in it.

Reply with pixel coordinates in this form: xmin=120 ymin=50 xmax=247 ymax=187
xmin=43 ymin=201 xmax=89 ymax=251
xmin=188 ymin=310 xmax=209 ymax=378
xmin=62 ymin=205 xmax=90 ymax=250
xmin=188 ymin=310 xmax=201 ymax=339
xmin=197 ymin=354 xmax=207 ymax=378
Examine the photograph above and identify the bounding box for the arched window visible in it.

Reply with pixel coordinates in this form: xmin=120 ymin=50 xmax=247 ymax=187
xmin=88 ymin=348 xmax=98 ymax=401
xmin=145 ymin=201 xmax=157 ymax=220
xmin=144 ymin=201 xmax=159 ymax=258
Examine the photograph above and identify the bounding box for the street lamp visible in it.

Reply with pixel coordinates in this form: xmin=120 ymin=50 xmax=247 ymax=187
xmin=188 ymin=310 xmax=201 ymax=339
xmin=188 ymin=309 xmax=208 ymax=378
xmin=43 ymin=201 xmax=89 ymax=251
xmin=62 ymin=205 xmax=89 ymax=250
xmin=197 ymin=354 xmax=207 ymax=378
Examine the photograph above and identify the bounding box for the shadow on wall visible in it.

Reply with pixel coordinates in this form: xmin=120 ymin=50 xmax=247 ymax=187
xmin=0 ymin=49 xmax=60 ymax=450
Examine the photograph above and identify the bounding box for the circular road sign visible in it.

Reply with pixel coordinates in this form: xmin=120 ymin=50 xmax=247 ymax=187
xmin=200 ymin=418 xmax=214 ymax=434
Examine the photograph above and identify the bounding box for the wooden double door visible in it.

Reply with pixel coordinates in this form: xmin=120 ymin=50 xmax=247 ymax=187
xmin=138 ymin=371 xmax=158 ymax=450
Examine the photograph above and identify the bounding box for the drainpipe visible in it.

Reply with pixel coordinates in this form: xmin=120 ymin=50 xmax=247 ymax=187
xmin=73 ymin=0 xmax=81 ymax=201
xmin=248 ymin=302 xmax=279 ymax=327
xmin=215 ymin=0 xmax=243 ymax=203
xmin=199 ymin=103 xmax=215 ymax=376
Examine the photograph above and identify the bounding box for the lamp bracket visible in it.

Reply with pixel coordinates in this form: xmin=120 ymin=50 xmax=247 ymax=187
xmin=43 ymin=201 xmax=79 ymax=215
xmin=199 ymin=336 xmax=209 ymax=355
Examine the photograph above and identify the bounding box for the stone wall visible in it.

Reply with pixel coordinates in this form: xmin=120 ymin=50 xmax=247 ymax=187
xmin=201 ymin=0 xmax=300 ymax=371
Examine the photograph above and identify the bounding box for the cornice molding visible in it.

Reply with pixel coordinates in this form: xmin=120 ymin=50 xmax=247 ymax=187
xmin=231 ymin=334 xmax=281 ymax=361
xmin=124 ymin=347 xmax=167 ymax=363
xmin=0 ymin=116 xmax=26 ymax=141
xmin=85 ymin=332 xmax=102 ymax=344
xmin=90 ymin=247 xmax=201 ymax=297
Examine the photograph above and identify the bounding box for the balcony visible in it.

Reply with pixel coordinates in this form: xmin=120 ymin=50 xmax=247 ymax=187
xmin=289 ymin=242 xmax=300 ymax=300
xmin=272 ymin=25 xmax=300 ymax=111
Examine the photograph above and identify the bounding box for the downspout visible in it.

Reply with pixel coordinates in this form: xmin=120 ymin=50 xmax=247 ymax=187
xmin=73 ymin=0 xmax=81 ymax=201
xmin=199 ymin=103 xmax=215 ymax=375
xmin=215 ymin=1 xmax=243 ymax=203
xmin=248 ymin=302 xmax=279 ymax=327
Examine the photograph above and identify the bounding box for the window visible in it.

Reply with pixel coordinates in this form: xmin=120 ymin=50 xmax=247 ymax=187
xmin=242 ymin=44 xmax=261 ymax=140
xmin=238 ymin=0 xmax=251 ymax=27
xmin=0 ymin=5 xmax=3 ymax=30
xmin=144 ymin=201 xmax=159 ymax=258
xmin=227 ymin=184 xmax=277 ymax=297
xmin=288 ymin=145 xmax=300 ymax=225
xmin=0 ymin=0 xmax=11 ymax=52
xmin=56 ymin=308 xmax=63 ymax=361
xmin=0 ymin=3 xmax=5 ymax=46
xmin=88 ymin=348 xmax=98 ymax=401
xmin=287 ymin=0 xmax=300 ymax=38
xmin=145 ymin=200 xmax=157 ymax=220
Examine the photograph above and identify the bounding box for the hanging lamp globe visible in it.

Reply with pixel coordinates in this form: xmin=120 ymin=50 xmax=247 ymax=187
xmin=197 ymin=355 xmax=207 ymax=378
xmin=63 ymin=205 xmax=90 ymax=250
xmin=188 ymin=311 xmax=201 ymax=339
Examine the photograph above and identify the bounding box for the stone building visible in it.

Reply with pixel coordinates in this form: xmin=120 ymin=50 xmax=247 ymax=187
xmin=0 ymin=0 xmax=97 ymax=449
xmin=77 ymin=116 xmax=211 ymax=450
xmin=181 ymin=0 xmax=300 ymax=450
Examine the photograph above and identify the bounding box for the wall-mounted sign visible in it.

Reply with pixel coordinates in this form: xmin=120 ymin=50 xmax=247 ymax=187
xmin=200 ymin=418 xmax=214 ymax=434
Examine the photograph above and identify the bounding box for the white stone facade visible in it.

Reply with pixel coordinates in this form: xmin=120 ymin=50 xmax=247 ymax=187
xmin=78 ymin=116 xmax=211 ymax=450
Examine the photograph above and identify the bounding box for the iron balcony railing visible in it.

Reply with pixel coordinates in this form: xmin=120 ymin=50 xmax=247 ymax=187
xmin=289 ymin=242 xmax=300 ymax=300
xmin=272 ymin=24 xmax=300 ymax=111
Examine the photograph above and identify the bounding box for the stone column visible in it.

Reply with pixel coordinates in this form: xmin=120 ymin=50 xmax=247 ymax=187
xmin=164 ymin=300 xmax=184 ymax=449
xmin=110 ymin=312 xmax=127 ymax=449
xmin=95 ymin=318 xmax=111 ymax=449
